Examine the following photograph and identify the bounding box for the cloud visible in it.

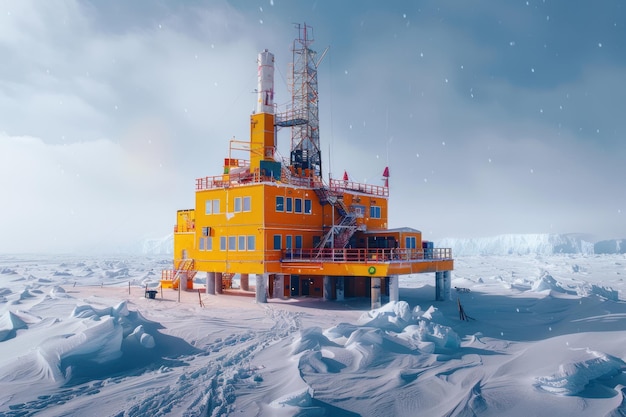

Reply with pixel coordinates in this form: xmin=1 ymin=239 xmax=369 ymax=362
xmin=0 ymin=133 xmax=186 ymax=253
xmin=0 ymin=0 xmax=624 ymax=254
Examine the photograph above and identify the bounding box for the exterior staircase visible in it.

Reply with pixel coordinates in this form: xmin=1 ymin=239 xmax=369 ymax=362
xmin=314 ymin=187 xmax=359 ymax=254
xmin=161 ymin=259 xmax=197 ymax=290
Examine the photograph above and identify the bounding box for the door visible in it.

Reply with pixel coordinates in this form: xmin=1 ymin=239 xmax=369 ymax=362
xmin=290 ymin=275 xmax=300 ymax=296
xmin=301 ymin=277 xmax=310 ymax=296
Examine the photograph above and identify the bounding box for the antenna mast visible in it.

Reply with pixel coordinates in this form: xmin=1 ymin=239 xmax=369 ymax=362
xmin=284 ymin=23 xmax=322 ymax=177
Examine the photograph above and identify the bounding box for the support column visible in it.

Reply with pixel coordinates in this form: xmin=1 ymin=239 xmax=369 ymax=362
xmin=435 ymin=272 xmax=444 ymax=301
xmin=240 ymin=274 xmax=249 ymax=291
xmin=273 ymin=275 xmax=284 ymax=299
xmin=371 ymin=277 xmax=382 ymax=310
xmin=443 ymin=270 xmax=452 ymax=301
xmin=323 ymin=276 xmax=332 ymax=301
xmin=388 ymin=275 xmax=399 ymax=302
xmin=206 ymin=272 xmax=215 ymax=295
xmin=215 ymin=272 xmax=223 ymax=295
xmin=255 ymin=274 xmax=267 ymax=303
xmin=336 ymin=277 xmax=345 ymax=301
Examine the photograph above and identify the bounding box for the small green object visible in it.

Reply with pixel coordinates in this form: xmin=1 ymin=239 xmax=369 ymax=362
xmin=368 ymin=266 xmax=376 ymax=275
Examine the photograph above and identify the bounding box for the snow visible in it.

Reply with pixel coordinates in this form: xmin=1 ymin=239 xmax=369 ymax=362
xmin=1 ymin=253 xmax=626 ymax=416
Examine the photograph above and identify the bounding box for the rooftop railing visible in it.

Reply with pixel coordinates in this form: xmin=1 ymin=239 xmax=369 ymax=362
xmin=196 ymin=167 xmax=389 ymax=197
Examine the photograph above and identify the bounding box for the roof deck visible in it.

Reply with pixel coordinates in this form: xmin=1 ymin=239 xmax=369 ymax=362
xmin=195 ymin=168 xmax=388 ymax=197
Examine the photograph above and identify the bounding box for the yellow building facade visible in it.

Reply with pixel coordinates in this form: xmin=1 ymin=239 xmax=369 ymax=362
xmin=162 ymin=41 xmax=453 ymax=307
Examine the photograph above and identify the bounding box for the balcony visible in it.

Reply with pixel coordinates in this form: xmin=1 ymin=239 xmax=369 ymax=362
xmin=281 ymin=247 xmax=452 ymax=263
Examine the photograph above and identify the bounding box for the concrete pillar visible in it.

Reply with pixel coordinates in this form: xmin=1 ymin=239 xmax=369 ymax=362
xmin=206 ymin=272 xmax=216 ymax=295
xmin=443 ymin=270 xmax=452 ymax=301
xmin=215 ymin=272 xmax=223 ymax=295
xmin=240 ymin=274 xmax=249 ymax=291
xmin=323 ymin=276 xmax=332 ymax=301
xmin=255 ymin=274 xmax=267 ymax=303
xmin=435 ymin=272 xmax=444 ymax=301
xmin=371 ymin=277 xmax=382 ymax=310
xmin=336 ymin=277 xmax=345 ymax=301
xmin=273 ymin=275 xmax=284 ymax=299
xmin=388 ymin=275 xmax=399 ymax=302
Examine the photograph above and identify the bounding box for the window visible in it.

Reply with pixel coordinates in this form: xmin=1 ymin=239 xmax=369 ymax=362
xmin=353 ymin=205 xmax=365 ymax=217
xmin=286 ymin=235 xmax=293 ymax=249
xmin=243 ymin=196 xmax=251 ymax=212
xmin=370 ymin=205 xmax=381 ymax=219
xmin=238 ymin=235 xmax=246 ymax=251
xmin=220 ymin=236 xmax=226 ymax=251
xmin=247 ymin=235 xmax=255 ymax=251
xmin=228 ymin=236 xmax=236 ymax=251
xmin=295 ymin=235 xmax=303 ymax=249
xmin=202 ymin=227 xmax=211 ymax=237
xmin=199 ymin=237 xmax=213 ymax=251
xmin=276 ymin=196 xmax=284 ymax=212
xmin=286 ymin=197 xmax=293 ymax=212
xmin=234 ymin=197 xmax=242 ymax=212
xmin=207 ymin=199 xmax=220 ymax=214
xmin=273 ymin=234 xmax=282 ymax=250
xmin=304 ymin=199 xmax=312 ymax=214
xmin=405 ymin=236 xmax=416 ymax=249
xmin=295 ymin=198 xmax=302 ymax=213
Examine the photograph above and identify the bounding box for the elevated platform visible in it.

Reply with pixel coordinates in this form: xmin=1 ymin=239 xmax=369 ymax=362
xmin=280 ymin=248 xmax=453 ymax=277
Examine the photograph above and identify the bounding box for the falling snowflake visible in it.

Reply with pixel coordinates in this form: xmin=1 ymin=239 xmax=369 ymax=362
xmin=509 ymin=41 xmax=516 ymax=46
xmin=598 ymin=42 xmax=603 ymax=48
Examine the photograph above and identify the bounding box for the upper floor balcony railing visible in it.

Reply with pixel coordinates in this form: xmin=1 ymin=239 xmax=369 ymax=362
xmin=196 ymin=166 xmax=389 ymax=197
xmin=281 ymin=247 xmax=452 ymax=263
xmin=328 ymin=178 xmax=388 ymax=197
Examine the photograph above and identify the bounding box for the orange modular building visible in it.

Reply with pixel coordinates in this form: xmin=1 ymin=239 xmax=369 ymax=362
xmin=162 ymin=26 xmax=453 ymax=308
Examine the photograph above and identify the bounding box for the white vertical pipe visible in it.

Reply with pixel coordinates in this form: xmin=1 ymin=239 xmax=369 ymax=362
xmin=257 ymin=50 xmax=275 ymax=114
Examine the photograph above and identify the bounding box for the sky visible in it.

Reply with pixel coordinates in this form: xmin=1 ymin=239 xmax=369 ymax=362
xmin=1 ymin=0 xmax=625 ymax=253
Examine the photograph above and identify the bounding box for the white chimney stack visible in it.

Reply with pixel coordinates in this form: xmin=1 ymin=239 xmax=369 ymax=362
xmin=256 ymin=49 xmax=275 ymax=114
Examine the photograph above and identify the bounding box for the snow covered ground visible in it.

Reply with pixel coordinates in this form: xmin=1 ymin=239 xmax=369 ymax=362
xmin=1 ymin=253 xmax=626 ymax=416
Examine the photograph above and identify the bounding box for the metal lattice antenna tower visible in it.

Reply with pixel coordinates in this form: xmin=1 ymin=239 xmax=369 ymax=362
xmin=288 ymin=23 xmax=322 ymax=177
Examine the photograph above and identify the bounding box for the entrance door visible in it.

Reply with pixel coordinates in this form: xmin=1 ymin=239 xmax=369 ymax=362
xmin=301 ymin=278 xmax=311 ymax=296
xmin=290 ymin=275 xmax=300 ymax=297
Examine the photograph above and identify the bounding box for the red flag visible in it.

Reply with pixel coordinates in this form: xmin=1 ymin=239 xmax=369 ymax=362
xmin=343 ymin=170 xmax=349 ymax=181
